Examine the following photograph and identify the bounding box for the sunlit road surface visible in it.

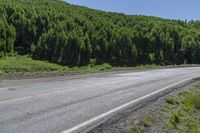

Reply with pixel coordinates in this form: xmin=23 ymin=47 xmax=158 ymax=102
xmin=0 ymin=67 xmax=199 ymax=133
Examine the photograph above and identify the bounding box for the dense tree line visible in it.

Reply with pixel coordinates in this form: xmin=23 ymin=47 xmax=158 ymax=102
xmin=0 ymin=0 xmax=200 ymax=66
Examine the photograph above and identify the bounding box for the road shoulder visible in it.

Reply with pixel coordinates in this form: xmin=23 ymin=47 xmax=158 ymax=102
xmin=89 ymin=79 xmax=200 ymax=133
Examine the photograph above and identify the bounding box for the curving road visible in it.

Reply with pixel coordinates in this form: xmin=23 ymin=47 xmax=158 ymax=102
xmin=0 ymin=67 xmax=200 ymax=133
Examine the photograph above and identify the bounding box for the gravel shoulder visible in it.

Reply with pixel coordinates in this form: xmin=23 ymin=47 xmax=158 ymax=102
xmin=0 ymin=64 xmax=199 ymax=80
xmin=89 ymin=78 xmax=200 ymax=133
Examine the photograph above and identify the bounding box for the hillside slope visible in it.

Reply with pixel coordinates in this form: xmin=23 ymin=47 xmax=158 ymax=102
xmin=0 ymin=0 xmax=200 ymax=66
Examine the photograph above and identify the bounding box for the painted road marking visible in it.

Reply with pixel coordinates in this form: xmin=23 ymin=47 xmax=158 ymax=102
xmin=62 ymin=75 xmax=199 ymax=133
xmin=0 ymin=87 xmax=9 ymax=91
xmin=0 ymin=77 xmax=140 ymax=105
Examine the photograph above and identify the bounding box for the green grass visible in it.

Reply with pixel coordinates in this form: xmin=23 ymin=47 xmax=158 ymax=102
xmin=0 ymin=56 xmax=70 ymax=74
xmin=129 ymin=126 xmax=141 ymax=133
xmin=129 ymin=82 xmax=200 ymax=133
xmin=162 ymin=83 xmax=200 ymax=132
xmin=165 ymin=97 xmax=176 ymax=105
xmin=0 ymin=55 xmax=160 ymax=75
xmin=0 ymin=55 xmax=197 ymax=80
xmin=0 ymin=55 xmax=112 ymax=75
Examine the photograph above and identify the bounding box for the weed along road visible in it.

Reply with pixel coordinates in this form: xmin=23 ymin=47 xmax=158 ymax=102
xmin=0 ymin=67 xmax=199 ymax=133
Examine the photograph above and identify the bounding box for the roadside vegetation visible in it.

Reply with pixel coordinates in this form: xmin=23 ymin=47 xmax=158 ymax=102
xmin=0 ymin=55 xmax=112 ymax=74
xmin=0 ymin=55 xmax=68 ymax=74
xmin=0 ymin=55 xmax=199 ymax=80
xmin=129 ymin=82 xmax=200 ymax=133
xmin=0 ymin=0 xmax=200 ymax=69
xmin=0 ymin=55 xmax=176 ymax=80
xmin=0 ymin=55 xmax=156 ymax=74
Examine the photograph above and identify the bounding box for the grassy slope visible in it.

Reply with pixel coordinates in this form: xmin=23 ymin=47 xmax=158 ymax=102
xmin=0 ymin=55 xmax=112 ymax=74
xmin=129 ymin=82 xmax=200 ymax=133
xmin=0 ymin=56 xmax=69 ymax=74
xmin=0 ymin=55 xmax=162 ymax=80
xmin=0 ymin=55 xmax=198 ymax=80
xmin=0 ymin=55 xmax=159 ymax=75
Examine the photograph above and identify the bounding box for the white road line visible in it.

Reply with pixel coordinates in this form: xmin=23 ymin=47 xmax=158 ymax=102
xmin=62 ymin=75 xmax=199 ymax=133
xmin=0 ymin=77 xmax=140 ymax=105
xmin=0 ymin=87 xmax=9 ymax=91
xmin=0 ymin=96 xmax=33 ymax=105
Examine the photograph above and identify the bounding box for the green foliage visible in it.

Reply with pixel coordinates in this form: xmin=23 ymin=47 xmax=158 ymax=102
xmin=0 ymin=56 xmax=69 ymax=73
xmin=0 ymin=56 xmax=112 ymax=74
xmin=164 ymin=84 xmax=200 ymax=132
xmin=142 ymin=116 xmax=152 ymax=127
xmin=129 ymin=126 xmax=141 ymax=133
xmin=168 ymin=111 xmax=181 ymax=127
xmin=165 ymin=97 xmax=176 ymax=105
xmin=184 ymin=91 xmax=200 ymax=110
xmin=129 ymin=83 xmax=200 ymax=133
xmin=0 ymin=0 xmax=200 ymax=67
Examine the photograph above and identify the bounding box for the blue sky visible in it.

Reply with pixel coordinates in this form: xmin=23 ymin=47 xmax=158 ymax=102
xmin=66 ymin=0 xmax=200 ymax=21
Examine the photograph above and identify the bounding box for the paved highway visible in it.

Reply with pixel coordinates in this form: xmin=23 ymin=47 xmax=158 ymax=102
xmin=0 ymin=67 xmax=199 ymax=133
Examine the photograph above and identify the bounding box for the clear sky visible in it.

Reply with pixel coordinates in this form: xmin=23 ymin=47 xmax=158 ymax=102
xmin=66 ymin=0 xmax=200 ymax=21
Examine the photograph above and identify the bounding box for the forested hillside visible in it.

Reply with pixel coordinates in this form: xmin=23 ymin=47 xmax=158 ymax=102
xmin=0 ymin=0 xmax=200 ymax=67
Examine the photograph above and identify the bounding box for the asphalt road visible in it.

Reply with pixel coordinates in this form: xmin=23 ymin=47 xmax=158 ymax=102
xmin=0 ymin=67 xmax=200 ymax=133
